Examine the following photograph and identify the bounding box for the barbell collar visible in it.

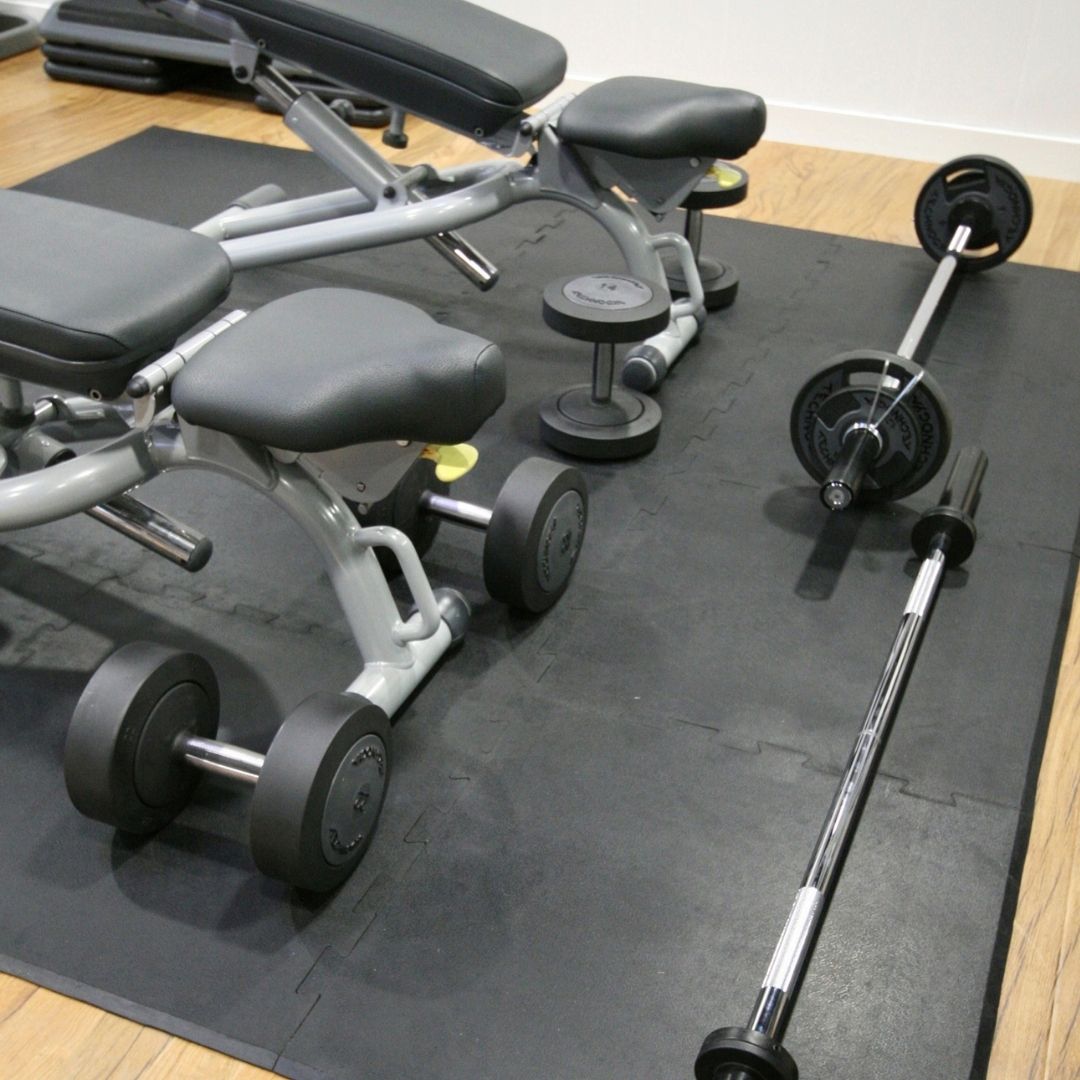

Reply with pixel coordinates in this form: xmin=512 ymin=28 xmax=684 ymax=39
xmin=910 ymin=446 xmax=987 ymax=565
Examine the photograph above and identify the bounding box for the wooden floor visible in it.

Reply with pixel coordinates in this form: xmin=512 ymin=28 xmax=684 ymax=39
xmin=0 ymin=46 xmax=1078 ymax=1080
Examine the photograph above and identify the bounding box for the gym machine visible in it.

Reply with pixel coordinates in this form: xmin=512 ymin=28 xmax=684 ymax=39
xmin=790 ymin=156 xmax=1031 ymax=509
xmin=39 ymin=0 xmax=390 ymax=124
xmin=696 ymin=446 xmax=988 ymax=1079
xmin=139 ymin=0 xmax=765 ymax=456
xmin=0 ymin=189 xmax=588 ymax=892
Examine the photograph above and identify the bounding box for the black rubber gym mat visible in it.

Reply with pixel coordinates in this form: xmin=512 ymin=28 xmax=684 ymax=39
xmin=2 ymin=127 xmax=1077 ymax=1079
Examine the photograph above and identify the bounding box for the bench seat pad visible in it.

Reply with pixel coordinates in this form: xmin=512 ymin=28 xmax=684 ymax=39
xmin=558 ymin=77 xmax=766 ymax=161
xmin=192 ymin=0 xmax=567 ymax=136
xmin=0 ymin=190 xmax=232 ymax=398
xmin=171 ymin=288 xmax=506 ymax=452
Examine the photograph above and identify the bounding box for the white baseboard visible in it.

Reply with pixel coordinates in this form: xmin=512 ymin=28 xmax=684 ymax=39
xmin=764 ymin=101 xmax=1080 ymax=184
xmin=0 ymin=0 xmax=49 ymax=21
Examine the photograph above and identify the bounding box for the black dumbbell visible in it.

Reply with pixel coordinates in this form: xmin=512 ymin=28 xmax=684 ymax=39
xmin=538 ymin=272 xmax=671 ymax=460
xmin=64 ymin=642 xmax=393 ymax=892
xmin=790 ymin=155 xmax=1032 ymax=510
xmin=360 ymin=456 xmax=588 ymax=614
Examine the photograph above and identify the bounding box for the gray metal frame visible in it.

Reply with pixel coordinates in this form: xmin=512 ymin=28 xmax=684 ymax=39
xmin=168 ymin=24 xmax=713 ymax=389
xmin=0 ymin=318 xmax=458 ymax=721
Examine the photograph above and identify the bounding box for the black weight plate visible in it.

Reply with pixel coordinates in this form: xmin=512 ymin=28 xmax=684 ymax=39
xmin=538 ymin=384 xmax=663 ymax=460
xmin=249 ymin=692 xmax=391 ymax=892
xmin=352 ymin=455 xmax=448 ymax=577
xmin=542 ymin=274 xmax=671 ymax=343
xmin=790 ymin=350 xmax=953 ymax=503
xmin=40 ymin=43 xmax=171 ymax=77
xmin=681 ymin=162 xmax=750 ymax=210
xmin=64 ymin=642 xmax=219 ymax=834
xmin=43 ymin=61 xmax=177 ymax=94
xmin=914 ymin=155 xmax=1033 ymax=271
xmin=696 ymin=1026 xmax=799 ymax=1080
xmin=483 ymin=457 xmax=588 ymax=613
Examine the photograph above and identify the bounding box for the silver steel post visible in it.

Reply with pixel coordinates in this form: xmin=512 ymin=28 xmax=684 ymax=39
xmin=419 ymin=491 xmax=493 ymax=530
xmin=592 ymin=343 xmax=616 ymax=405
xmin=180 ymin=735 xmax=264 ymax=785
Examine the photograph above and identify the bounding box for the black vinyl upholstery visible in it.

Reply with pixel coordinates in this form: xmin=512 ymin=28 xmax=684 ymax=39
xmin=557 ymin=77 xmax=767 ymax=161
xmin=187 ymin=0 xmax=567 ymax=136
xmin=171 ymin=288 xmax=506 ymax=451
xmin=0 ymin=190 xmax=232 ymax=398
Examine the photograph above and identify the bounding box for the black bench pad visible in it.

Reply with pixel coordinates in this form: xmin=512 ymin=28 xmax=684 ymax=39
xmin=171 ymin=288 xmax=506 ymax=452
xmin=185 ymin=0 xmax=567 ymax=136
xmin=0 ymin=190 xmax=232 ymax=398
xmin=558 ymin=77 xmax=766 ymax=161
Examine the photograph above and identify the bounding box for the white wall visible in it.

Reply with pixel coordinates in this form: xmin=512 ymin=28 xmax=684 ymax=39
xmin=5 ymin=0 xmax=1078 ymax=178
xmin=485 ymin=0 xmax=1080 ymax=181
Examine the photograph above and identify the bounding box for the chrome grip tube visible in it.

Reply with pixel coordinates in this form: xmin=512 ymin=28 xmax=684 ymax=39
xmin=85 ymin=494 xmax=213 ymax=571
xmin=424 ymin=230 xmax=500 ymax=290
xmin=748 ymin=549 xmax=946 ymax=1040
xmin=739 ymin=447 xmax=987 ymax=1048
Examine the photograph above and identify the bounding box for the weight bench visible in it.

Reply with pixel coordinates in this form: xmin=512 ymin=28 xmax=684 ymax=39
xmin=0 ymin=188 xmax=588 ymax=891
xmin=146 ymin=0 xmax=767 ymax=454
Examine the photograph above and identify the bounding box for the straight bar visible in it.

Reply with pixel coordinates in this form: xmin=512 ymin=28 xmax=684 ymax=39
xmin=748 ymin=546 xmax=948 ymax=1041
xmin=896 ymin=224 xmax=971 ymax=362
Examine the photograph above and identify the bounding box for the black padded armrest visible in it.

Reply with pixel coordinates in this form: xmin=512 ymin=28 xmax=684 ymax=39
xmin=0 ymin=190 xmax=232 ymax=397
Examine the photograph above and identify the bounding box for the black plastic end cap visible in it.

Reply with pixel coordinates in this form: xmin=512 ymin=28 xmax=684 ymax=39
xmin=126 ymin=375 xmax=150 ymax=399
xmin=695 ymin=1027 xmax=798 ymax=1080
xmin=184 ymin=537 xmax=214 ymax=574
